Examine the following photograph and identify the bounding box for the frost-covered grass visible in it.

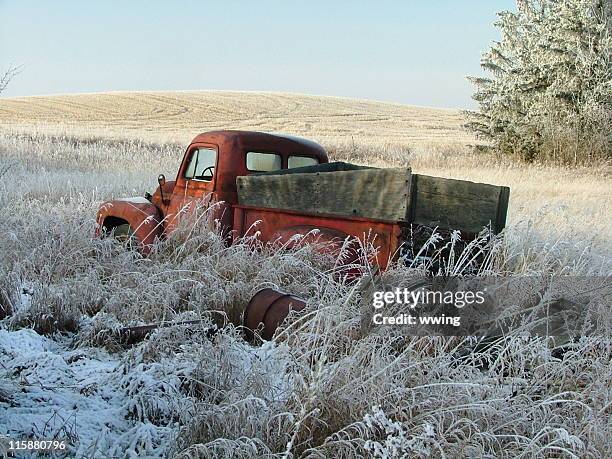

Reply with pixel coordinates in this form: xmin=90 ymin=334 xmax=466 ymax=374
xmin=0 ymin=132 xmax=610 ymax=458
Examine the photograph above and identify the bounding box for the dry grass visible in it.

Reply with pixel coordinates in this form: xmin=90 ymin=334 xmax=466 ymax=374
xmin=0 ymin=92 xmax=610 ymax=457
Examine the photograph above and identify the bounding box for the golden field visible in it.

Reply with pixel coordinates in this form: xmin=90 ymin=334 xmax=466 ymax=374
xmin=0 ymin=90 xmax=471 ymax=145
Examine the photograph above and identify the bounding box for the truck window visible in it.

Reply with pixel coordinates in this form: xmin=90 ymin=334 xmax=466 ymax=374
xmin=246 ymin=152 xmax=282 ymax=172
xmin=288 ymin=155 xmax=319 ymax=169
xmin=184 ymin=147 xmax=217 ymax=181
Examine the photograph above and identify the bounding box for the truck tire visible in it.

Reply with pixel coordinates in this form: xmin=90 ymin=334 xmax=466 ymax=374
xmin=113 ymin=223 xmax=137 ymax=249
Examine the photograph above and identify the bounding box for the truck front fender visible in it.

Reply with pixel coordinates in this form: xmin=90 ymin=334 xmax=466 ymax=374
xmin=96 ymin=197 xmax=163 ymax=253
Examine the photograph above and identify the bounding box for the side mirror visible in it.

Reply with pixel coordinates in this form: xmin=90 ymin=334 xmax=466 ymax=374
xmin=157 ymin=174 xmax=167 ymax=204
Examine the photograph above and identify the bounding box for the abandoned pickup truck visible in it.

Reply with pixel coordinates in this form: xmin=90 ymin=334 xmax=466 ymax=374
xmin=96 ymin=130 xmax=509 ymax=269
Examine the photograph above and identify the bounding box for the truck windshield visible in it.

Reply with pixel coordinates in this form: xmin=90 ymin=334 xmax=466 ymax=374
xmin=246 ymin=152 xmax=282 ymax=172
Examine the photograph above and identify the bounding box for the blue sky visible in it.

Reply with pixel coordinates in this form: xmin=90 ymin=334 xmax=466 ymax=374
xmin=0 ymin=0 xmax=516 ymax=108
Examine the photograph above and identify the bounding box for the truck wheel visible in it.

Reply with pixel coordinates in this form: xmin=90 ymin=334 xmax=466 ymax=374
xmin=113 ymin=223 xmax=137 ymax=249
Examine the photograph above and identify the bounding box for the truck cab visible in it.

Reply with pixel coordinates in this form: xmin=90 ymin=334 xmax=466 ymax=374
xmin=96 ymin=131 xmax=328 ymax=251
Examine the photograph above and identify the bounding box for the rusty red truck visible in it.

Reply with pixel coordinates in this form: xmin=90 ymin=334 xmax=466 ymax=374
xmin=96 ymin=130 xmax=509 ymax=270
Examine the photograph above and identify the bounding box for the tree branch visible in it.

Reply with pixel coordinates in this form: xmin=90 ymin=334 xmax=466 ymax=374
xmin=0 ymin=64 xmax=23 ymax=94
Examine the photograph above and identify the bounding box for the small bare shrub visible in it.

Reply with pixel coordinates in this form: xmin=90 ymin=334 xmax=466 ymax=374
xmin=0 ymin=64 xmax=21 ymax=95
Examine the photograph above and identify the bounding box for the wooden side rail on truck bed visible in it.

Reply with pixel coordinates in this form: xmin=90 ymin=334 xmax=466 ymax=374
xmin=236 ymin=162 xmax=510 ymax=234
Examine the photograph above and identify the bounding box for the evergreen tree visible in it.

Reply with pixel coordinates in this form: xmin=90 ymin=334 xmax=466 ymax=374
xmin=467 ymin=0 xmax=611 ymax=163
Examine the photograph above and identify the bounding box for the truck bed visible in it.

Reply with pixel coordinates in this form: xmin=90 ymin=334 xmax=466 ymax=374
xmin=236 ymin=162 xmax=510 ymax=234
xmin=233 ymin=162 xmax=510 ymax=269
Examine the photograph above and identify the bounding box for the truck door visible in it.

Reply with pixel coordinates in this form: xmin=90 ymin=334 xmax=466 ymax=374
xmin=165 ymin=144 xmax=218 ymax=232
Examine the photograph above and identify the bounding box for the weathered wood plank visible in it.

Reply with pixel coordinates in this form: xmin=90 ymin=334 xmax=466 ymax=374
xmin=319 ymin=168 xmax=411 ymax=221
xmin=496 ymin=186 xmax=510 ymax=232
xmin=238 ymin=167 xmax=412 ymax=221
xmin=410 ymin=174 xmax=508 ymax=233
xmin=414 ymin=175 xmax=501 ymax=204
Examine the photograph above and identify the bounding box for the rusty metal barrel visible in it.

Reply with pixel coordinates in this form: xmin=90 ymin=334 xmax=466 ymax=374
xmin=244 ymin=288 xmax=307 ymax=340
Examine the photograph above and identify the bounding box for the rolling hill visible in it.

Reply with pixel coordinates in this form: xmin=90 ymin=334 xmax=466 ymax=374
xmin=0 ymin=91 xmax=472 ymax=146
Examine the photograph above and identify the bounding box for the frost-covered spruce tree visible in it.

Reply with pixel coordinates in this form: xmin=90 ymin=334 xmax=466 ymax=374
xmin=467 ymin=0 xmax=611 ymax=163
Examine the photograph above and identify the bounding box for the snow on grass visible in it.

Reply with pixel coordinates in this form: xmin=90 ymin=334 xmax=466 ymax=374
xmin=0 ymin=329 xmax=134 ymax=455
xmin=0 ymin=326 xmax=294 ymax=458
xmin=0 ymin=327 xmax=179 ymax=457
